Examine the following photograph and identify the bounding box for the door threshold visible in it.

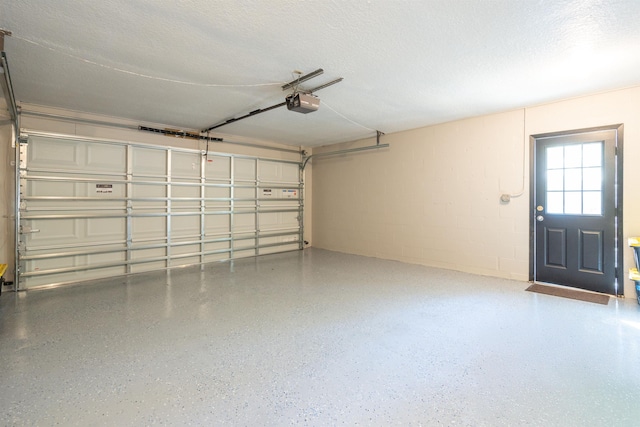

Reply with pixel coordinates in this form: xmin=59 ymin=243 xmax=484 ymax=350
xmin=532 ymin=281 xmax=614 ymax=297
xmin=528 ymin=282 xmax=611 ymax=305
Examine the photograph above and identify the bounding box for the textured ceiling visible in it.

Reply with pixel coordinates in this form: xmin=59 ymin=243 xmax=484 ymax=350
xmin=2 ymin=0 xmax=640 ymax=147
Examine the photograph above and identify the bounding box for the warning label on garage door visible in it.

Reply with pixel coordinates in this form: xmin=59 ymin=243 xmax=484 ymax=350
xmin=282 ymin=189 xmax=298 ymax=198
xmin=96 ymin=184 xmax=113 ymax=194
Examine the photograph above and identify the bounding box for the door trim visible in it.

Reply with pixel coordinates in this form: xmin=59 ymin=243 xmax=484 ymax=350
xmin=529 ymin=124 xmax=624 ymax=295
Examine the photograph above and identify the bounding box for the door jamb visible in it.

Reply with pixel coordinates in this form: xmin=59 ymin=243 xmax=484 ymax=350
xmin=528 ymin=124 xmax=624 ymax=296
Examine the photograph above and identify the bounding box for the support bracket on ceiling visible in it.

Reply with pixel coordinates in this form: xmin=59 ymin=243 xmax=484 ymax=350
xmin=281 ymin=68 xmax=324 ymax=91
xmin=0 ymin=29 xmax=11 ymax=51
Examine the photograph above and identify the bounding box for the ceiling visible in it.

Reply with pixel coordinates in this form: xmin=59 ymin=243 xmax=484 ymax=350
xmin=2 ymin=1 xmax=640 ymax=148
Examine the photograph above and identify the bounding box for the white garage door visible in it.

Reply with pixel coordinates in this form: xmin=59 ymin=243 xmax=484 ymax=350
xmin=17 ymin=131 xmax=303 ymax=289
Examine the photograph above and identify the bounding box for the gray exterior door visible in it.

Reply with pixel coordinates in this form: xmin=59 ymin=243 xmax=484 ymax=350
xmin=533 ymin=126 xmax=622 ymax=295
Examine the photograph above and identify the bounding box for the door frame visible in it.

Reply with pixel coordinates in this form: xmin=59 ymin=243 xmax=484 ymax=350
xmin=529 ymin=124 xmax=624 ymax=296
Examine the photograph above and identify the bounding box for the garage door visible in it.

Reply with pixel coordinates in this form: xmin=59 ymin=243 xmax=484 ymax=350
xmin=17 ymin=131 xmax=303 ymax=289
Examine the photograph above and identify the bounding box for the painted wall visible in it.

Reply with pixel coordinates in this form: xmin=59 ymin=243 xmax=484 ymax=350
xmin=0 ymin=104 xmax=312 ymax=283
xmin=312 ymin=86 xmax=640 ymax=297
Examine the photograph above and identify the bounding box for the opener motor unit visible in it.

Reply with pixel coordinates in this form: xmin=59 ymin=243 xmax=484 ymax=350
xmin=286 ymin=93 xmax=320 ymax=114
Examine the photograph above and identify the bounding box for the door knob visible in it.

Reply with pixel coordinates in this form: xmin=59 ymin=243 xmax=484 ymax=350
xmin=536 ymin=215 xmax=544 ymax=222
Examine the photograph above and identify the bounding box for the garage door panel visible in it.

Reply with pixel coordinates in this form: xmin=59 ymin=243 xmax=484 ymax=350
xmin=233 ymin=238 xmax=255 ymax=249
xmin=29 ymin=180 xmax=77 ymax=197
xmin=235 ymin=187 xmax=255 ymax=207
xmin=87 ymin=218 xmax=125 ymax=239
xmin=233 ymin=249 xmax=256 ymax=259
xmin=171 ymin=253 xmax=200 ymax=267
xmin=234 ymin=158 xmax=256 ymax=180
xmin=233 ymin=235 xmax=259 ymax=251
xmin=233 ymin=213 xmax=255 ymax=233
xmin=131 ymin=249 xmax=166 ymax=273
xmin=205 ymin=215 xmax=230 ymax=235
xmin=23 ymin=254 xmax=127 ymax=287
xmin=61 ymin=266 xmax=126 ymax=284
xmin=64 ymin=200 xmax=125 ymax=211
xmin=259 ymin=212 xmax=279 ymax=229
xmin=29 ymin=138 xmax=81 ymax=168
xmin=258 ymin=211 xmax=299 ymax=232
xmin=280 ymin=163 xmax=299 ymax=183
xmin=131 ymin=260 xmax=165 ymax=273
xmin=204 ymin=186 xmax=230 ymax=200
xmin=132 ymin=247 xmax=165 ymax=260
xmin=281 ymin=211 xmax=299 ymax=228
xmin=29 ymin=181 xmax=127 ymax=200
xmin=87 ymin=251 xmax=126 ymax=265
xmin=132 ymin=217 xmax=165 ymax=241
xmin=259 ymin=162 xmax=280 ymax=182
xmin=260 ymin=243 xmax=298 ymax=255
xmin=172 ymin=244 xmax=200 ymax=256
xmin=23 ymin=271 xmax=95 ymax=288
xmin=205 ymin=202 xmax=230 ymax=211
xmin=86 ymin=144 xmax=126 ymax=172
xmin=172 ymin=184 xmax=200 ymax=212
xmin=172 ymin=185 xmax=200 ymax=200
xmin=259 ymin=161 xmax=299 ymax=183
xmin=204 ymin=241 xmax=230 ymax=252
xmin=26 ymin=256 xmax=75 ymax=274
xmin=172 ymin=258 xmax=200 ymax=267
xmin=259 ymin=235 xmax=298 ymax=246
xmin=171 ymin=215 xmax=199 ymax=238
xmin=19 ymin=133 xmax=302 ymax=289
xmin=27 ymin=218 xmax=126 ymax=247
xmin=131 ymin=202 xmax=166 ymax=213
xmin=206 ymin=156 xmax=231 ymax=179
xmin=259 ymin=236 xmax=279 ymax=246
xmin=172 ymin=203 xmax=200 ymax=212
xmin=132 ymin=183 xmax=166 ymax=209
xmin=132 ymin=147 xmax=166 ymax=175
xmin=26 ymin=219 xmax=79 ymax=244
xmin=172 ymin=151 xmax=201 ymax=178
xmin=204 ymin=252 xmax=228 ymax=263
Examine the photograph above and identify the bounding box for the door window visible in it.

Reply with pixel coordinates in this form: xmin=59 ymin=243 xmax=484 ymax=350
xmin=545 ymin=142 xmax=603 ymax=215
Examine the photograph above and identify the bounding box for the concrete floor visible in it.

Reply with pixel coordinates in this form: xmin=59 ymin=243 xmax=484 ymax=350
xmin=1 ymin=248 xmax=640 ymax=426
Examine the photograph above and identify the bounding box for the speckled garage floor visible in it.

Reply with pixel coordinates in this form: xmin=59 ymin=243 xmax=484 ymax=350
xmin=1 ymin=248 xmax=640 ymax=426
